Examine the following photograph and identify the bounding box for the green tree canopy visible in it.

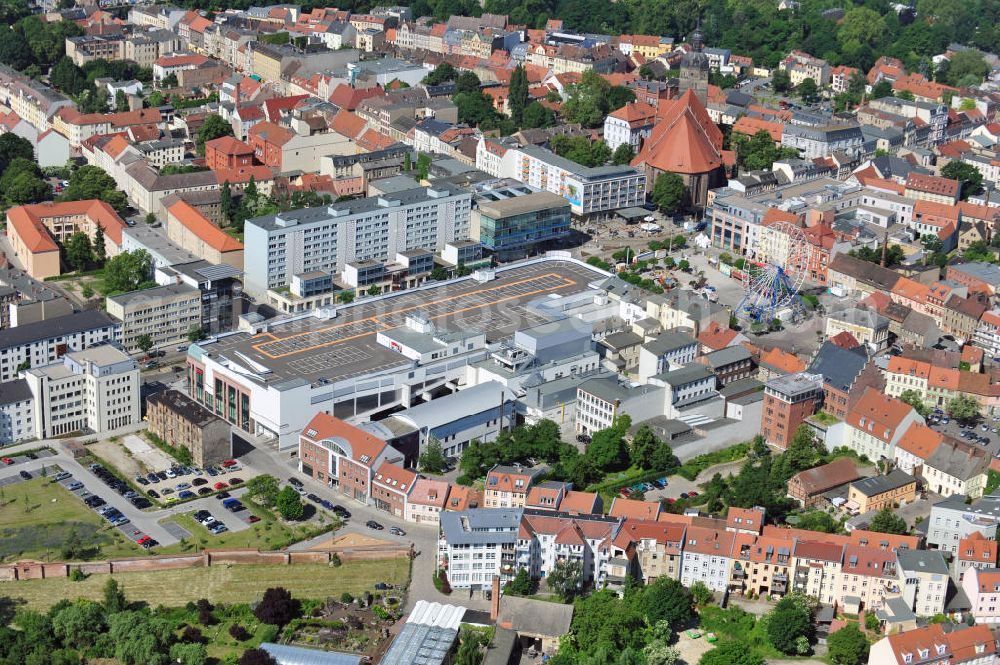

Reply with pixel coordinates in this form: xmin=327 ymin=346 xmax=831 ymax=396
xmin=947 ymin=394 xmax=981 ymax=423
xmin=868 ymin=507 xmax=908 ymax=534
xmin=651 ymin=173 xmax=686 ymax=214
xmin=102 ymin=250 xmax=154 ymax=296
xmin=276 ymin=486 xmax=305 ymax=520
xmin=941 ymin=160 xmax=983 ymax=200
xmin=60 ymin=165 xmax=126 ymax=210
xmin=827 ymin=623 xmax=869 ymax=665
xmin=196 ymin=114 xmax=234 ymax=156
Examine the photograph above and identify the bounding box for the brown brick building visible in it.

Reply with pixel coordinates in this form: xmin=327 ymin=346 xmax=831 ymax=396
xmin=761 ymin=372 xmax=824 ymax=448
xmin=372 ymin=462 xmax=416 ymax=518
xmin=146 ymin=389 xmax=232 ymax=467
xmin=787 ymin=458 xmax=862 ymax=507
xmin=806 ymin=341 xmax=885 ymax=420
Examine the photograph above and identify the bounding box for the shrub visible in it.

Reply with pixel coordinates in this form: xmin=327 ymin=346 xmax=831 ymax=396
xmin=69 ymin=568 xmax=86 ymax=582
xmin=182 ymin=626 xmax=206 ymax=643
xmin=433 ymin=570 xmax=451 ymax=594
xmin=455 ymin=474 xmax=473 ymax=486
xmin=373 ymin=605 xmax=392 ymax=620
xmin=330 ymin=553 xmax=342 ymax=567
xmin=229 ymin=624 xmax=251 ymax=641
xmin=340 ymin=592 xmax=354 ymax=604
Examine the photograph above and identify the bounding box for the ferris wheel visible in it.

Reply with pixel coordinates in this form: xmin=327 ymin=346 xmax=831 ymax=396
xmin=736 ymin=221 xmax=809 ymax=323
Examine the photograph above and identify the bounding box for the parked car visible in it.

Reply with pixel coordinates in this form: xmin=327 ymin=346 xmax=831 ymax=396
xmin=306 ymin=493 xmax=322 ymax=504
xmin=366 ymin=520 xmax=384 ymax=530
xmin=332 ymin=506 xmax=351 ymax=519
xmin=389 ymin=526 xmax=406 ymax=536
xmin=248 ymin=515 xmax=261 ymax=523
xmin=19 ymin=470 xmax=31 ymax=480
xmin=222 ymin=459 xmax=238 ymax=468
xmin=213 ymin=482 xmax=229 ymax=490
xmin=288 ymin=477 xmax=304 ymax=488
xmin=1 ymin=457 xmax=13 ymax=465
xmin=192 ymin=478 xmax=208 ymax=486
xmin=197 ymin=487 xmax=213 ymax=496
xmin=147 ymin=489 xmax=160 ymax=499
xmin=178 ymin=490 xmax=195 ymax=499
xmin=206 ymin=467 xmax=218 ymax=477
xmin=215 ymin=491 xmax=231 ymax=500
xmin=67 ymin=481 xmax=84 ymax=491
xmin=229 ymin=477 xmax=243 ymax=485
xmin=53 ymin=472 xmax=71 ymax=481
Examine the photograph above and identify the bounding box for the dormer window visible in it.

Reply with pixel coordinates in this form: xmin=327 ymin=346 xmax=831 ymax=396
xmin=935 ymin=644 xmax=946 ymax=655
xmin=902 ymin=652 xmax=912 ymax=663
xmin=918 ymin=648 xmax=928 ymax=658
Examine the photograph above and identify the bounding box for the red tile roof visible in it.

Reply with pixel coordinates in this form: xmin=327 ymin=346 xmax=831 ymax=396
xmin=896 ymin=423 xmax=943 ymax=460
xmin=373 ymin=462 xmax=417 ymax=495
xmin=758 ymin=347 xmax=806 ymax=374
xmin=884 ymin=624 xmax=949 ymax=664
xmin=732 ymin=115 xmax=784 ymax=142
xmin=328 ymin=83 xmax=385 ymax=110
xmin=958 ymin=531 xmax=997 ymax=565
xmin=698 ymin=321 xmax=739 ymax=351
xmin=206 ymin=135 xmax=253 ymax=157
xmin=846 ymin=388 xmax=915 ymax=444
xmin=905 ymin=172 xmax=960 ymax=198
xmin=6 ymin=200 xmax=125 ymax=253
xmin=632 ymin=90 xmax=724 ymax=175
xmin=607 ymin=101 xmax=657 ymax=128
xmin=166 ymin=199 xmax=243 ymax=253
xmin=609 ymin=497 xmax=661 ymax=520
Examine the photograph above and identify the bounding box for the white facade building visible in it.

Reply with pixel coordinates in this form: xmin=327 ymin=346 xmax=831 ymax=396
xmin=438 ymin=508 xmax=521 ymax=590
xmin=0 ymin=310 xmax=120 ymax=383
xmin=24 ymin=344 xmax=140 ymax=439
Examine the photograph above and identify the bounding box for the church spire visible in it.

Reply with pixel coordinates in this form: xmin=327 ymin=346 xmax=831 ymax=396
xmin=691 ymin=17 xmax=704 ymax=52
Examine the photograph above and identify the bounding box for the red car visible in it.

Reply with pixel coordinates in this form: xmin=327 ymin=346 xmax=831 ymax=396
xmin=137 ymin=535 xmax=152 ymax=545
xmin=213 ymin=481 xmax=229 ymax=490
xmin=1 ymin=457 xmax=13 ymax=465
xmin=665 ymin=497 xmax=677 ymax=504
xmin=221 ymin=459 xmax=238 ymax=468
xmin=248 ymin=515 xmax=261 ymax=523
xmin=688 ymin=491 xmax=699 ymax=497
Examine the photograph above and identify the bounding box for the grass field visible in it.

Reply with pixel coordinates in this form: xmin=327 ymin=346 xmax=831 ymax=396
xmin=4 ymin=558 xmax=411 ymax=610
xmin=0 ymin=477 xmax=143 ymax=562
xmin=158 ymin=501 xmax=340 ymax=554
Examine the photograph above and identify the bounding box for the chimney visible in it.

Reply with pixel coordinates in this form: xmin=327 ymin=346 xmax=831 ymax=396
xmin=490 ymin=575 xmax=501 ymax=620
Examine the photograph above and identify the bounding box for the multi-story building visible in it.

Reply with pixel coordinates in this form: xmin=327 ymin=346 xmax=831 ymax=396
xmin=954 ymin=532 xmax=997 ymax=583
xmin=792 ymin=539 xmax=845 ymax=605
xmin=24 ymin=344 xmax=140 ymax=439
xmin=470 ymin=187 xmax=571 ymax=259
xmin=904 ymin=173 xmax=961 ymax=205
xmin=438 ymin=508 xmax=521 ymax=590
xmin=760 ymin=372 xmax=824 ymax=449
xmin=843 ymin=388 xmax=923 ymax=462
xmin=0 ymin=379 xmax=34 ymax=445
xmin=243 ymin=184 xmax=472 ymax=297
xmin=779 ymin=51 xmax=830 ymax=86
xmin=922 ymin=440 xmax=989 ymax=500
xmin=371 ymin=462 xmax=416 ymax=517
xmin=297 ymin=412 xmax=406 ymax=502
xmin=835 ymin=543 xmax=900 ymax=612
xmin=0 ymin=63 xmax=73 ymax=131
xmin=603 ymin=102 xmax=657 ymax=152
xmin=159 ymin=260 xmax=244 ymax=337
xmin=106 ymin=283 xmax=203 ymax=354
xmin=6 ymin=200 xmax=126 ymax=280
xmin=974 ymin=310 xmax=1000 ymax=360
xmin=806 ymin=341 xmax=885 ymax=420
xmin=476 ymin=138 xmax=646 ymax=216
xmin=405 ymin=477 xmax=449 ymax=525
xmin=610 ymin=519 xmax=686 ymax=585
xmin=0 ymin=310 xmax=120 ymax=383
xmin=146 ymin=389 xmax=232 ymax=467
xmin=484 ymin=465 xmax=538 ymax=508
xmin=165 ymin=200 xmax=245 ymax=270
xmin=680 ymin=525 xmax=735 ymax=592
xmin=825 ymin=307 xmax=890 ymax=350
xmin=638 ymin=329 xmax=699 ymax=380
xmin=927 ymin=494 xmax=1000 ymax=554
xmin=781 ymin=123 xmax=865 ymax=159
xmin=868 ymin=624 xmax=951 ymax=665
xmin=963 ymin=567 xmax=1000 ymax=624
xmin=517 ymin=511 xmax=620 ymax=587
xmin=848 ymin=470 xmax=919 ymax=514
xmin=896 ymin=549 xmax=949 ymax=617
xmin=575 ymin=375 xmax=664 ymax=435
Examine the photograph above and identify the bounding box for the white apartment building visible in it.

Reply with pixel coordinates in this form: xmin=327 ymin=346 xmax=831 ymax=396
xmin=781 ymin=123 xmax=865 ymax=160
xmin=243 ymin=184 xmax=472 ymax=297
xmin=0 ymin=310 xmax=120 ymax=383
xmin=680 ymin=526 xmax=735 ymax=591
xmin=897 ymin=550 xmax=949 ymax=617
xmin=476 ymin=138 xmax=646 ymax=216
xmin=438 ymin=508 xmax=521 ymax=590
xmin=974 ymin=311 xmax=1000 ymax=360
xmin=516 ymin=512 xmax=619 ymax=586
xmin=24 ymin=344 xmax=140 ymax=439
xmin=602 ymin=102 xmax=657 ymax=152
xmin=0 ymin=379 xmax=34 ymax=444
xmin=106 ymin=283 xmax=203 ymax=354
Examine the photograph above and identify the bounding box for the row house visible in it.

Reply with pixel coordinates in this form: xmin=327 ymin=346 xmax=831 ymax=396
xmin=974 ymin=310 xmax=1000 ymax=361
xmin=869 ymin=623 xmax=996 ymax=665
xmin=680 ymin=525 xmax=736 ymax=592
xmin=517 ymin=511 xmax=620 ymax=587
xmin=484 ymin=464 xmax=539 ymax=508
xmin=842 ymin=387 xmax=924 ymax=462
xmin=729 ymin=532 xmax=793 ymax=598
xmin=371 ymin=462 xmax=417 ymax=518
xmin=955 ymin=532 xmax=998 ymax=583
xmin=886 ymin=355 xmax=1000 ymax=417
xmin=962 ymin=567 xmax=1000 ymax=625
xmin=792 ymin=539 xmax=845 ymax=605
xmin=608 ymin=519 xmax=686 ymax=587
xmin=0 ymin=63 xmax=73 ymax=132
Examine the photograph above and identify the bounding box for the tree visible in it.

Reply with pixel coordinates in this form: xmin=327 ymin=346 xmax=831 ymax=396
xmin=187 ymin=326 xmax=203 ymax=343
xmin=169 ymin=643 xmax=208 ymax=665
xmin=276 ymin=485 xmax=305 ymax=520
xmin=107 ymin=610 xmax=173 ymax=665
xmin=986 ymin=469 xmax=1000 ymax=496
xmin=240 ymin=648 xmax=278 ymax=665
xmin=699 ymin=641 xmax=765 ymax=665
xmin=645 ymin=642 xmax=681 ymax=665
xmin=51 ymin=601 xmax=106 ymax=649
xmin=733 ymin=130 xmax=798 ymax=171
xmin=508 ymin=65 xmax=529 ymax=125
xmin=546 ymin=558 xmax=583 ymax=601
xmin=871 ymin=79 xmax=894 ymax=99
xmin=454 ymin=71 xmax=481 ymax=93
xmin=93 ymin=222 xmax=106 ymax=264
xmin=220 ymin=180 xmax=234 ymax=226
xmin=796 ymin=77 xmax=818 ymax=103
xmin=253 ymin=587 xmax=301 ymax=627
xmin=945 ymin=49 xmax=989 ymax=87
xmin=521 ymin=101 xmax=555 ymax=129
xmin=689 ymin=581 xmax=713 ymax=606
xmin=115 ymin=89 xmax=128 ymax=112
xmin=586 ymin=419 xmax=631 ymax=471
xmin=4 ymin=169 xmax=51 ymax=205
xmin=103 ymin=578 xmax=127 ymax=613
xmin=102 ymin=249 xmax=153 ymax=295
xmin=246 ymin=474 xmax=280 ymax=506
xmin=640 ymin=577 xmax=694 ymax=630
xmin=0 ymin=132 xmax=34 ymax=172
xmin=869 ymin=507 xmax=908 ymax=534
xmin=651 ymin=173 xmax=685 ymax=214
xmin=947 ymin=394 xmax=981 ymax=423
xmin=772 ymin=69 xmax=791 ymax=93
xmin=899 ymin=389 xmax=930 ymax=417
xmin=453 ymin=90 xmax=500 ymax=127
xmin=64 ymin=232 xmax=92 ymax=272
xmin=422 ymin=62 xmax=456 ymax=86
xmin=630 ymin=424 xmax=661 ymax=469
xmin=136 ymin=334 xmax=153 ymax=356
xmin=161 ymin=73 xmax=177 ymax=87
xmin=196 ymin=114 xmax=233 ymax=156
xmin=768 ymin=595 xmax=813 ymax=655
xmin=612 ymin=143 xmax=635 ymax=165
xmin=827 ymin=623 xmax=869 ymax=665
xmin=49 ymin=57 xmax=88 ymax=95
xmin=561 ymin=71 xmax=633 ymax=128
xmin=504 ymin=567 xmax=537 ymax=596
xmin=941 ymin=160 xmax=983 ymax=200
xmin=419 ymin=438 xmax=447 ymax=474
xmin=147 ymin=90 xmax=165 ymax=107
xmin=196 ymin=598 xmax=214 ymax=625
xmin=60 ymin=164 xmax=126 ymax=210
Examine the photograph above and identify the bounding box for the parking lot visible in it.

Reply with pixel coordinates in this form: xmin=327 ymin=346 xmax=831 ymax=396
xmin=926 ymin=411 xmax=1000 ymax=457
xmin=135 ymin=460 xmax=248 ymax=503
